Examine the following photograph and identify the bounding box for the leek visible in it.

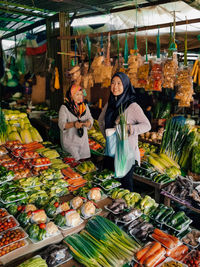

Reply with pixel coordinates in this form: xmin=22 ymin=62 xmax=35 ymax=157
xmin=64 ymin=216 xmax=141 ymax=267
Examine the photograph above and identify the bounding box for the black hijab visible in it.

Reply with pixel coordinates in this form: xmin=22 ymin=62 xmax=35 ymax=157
xmin=105 ymin=72 xmax=136 ymax=129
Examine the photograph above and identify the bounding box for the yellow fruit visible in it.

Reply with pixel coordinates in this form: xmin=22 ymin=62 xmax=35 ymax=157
xmin=20 ymin=129 xmax=32 ymax=144
xmin=8 ymin=131 xmax=22 ymax=142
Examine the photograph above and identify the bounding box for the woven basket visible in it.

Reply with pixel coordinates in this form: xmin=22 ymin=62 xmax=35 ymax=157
xmin=188 ymin=171 xmax=200 ymax=181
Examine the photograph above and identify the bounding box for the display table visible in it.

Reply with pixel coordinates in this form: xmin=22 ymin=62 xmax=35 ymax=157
xmin=133 ymin=174 xmax=171 ymax=202
xmin=3 ymin=197 xmax=112 ymax=267
xmin=162 ymin=190 xmax=200 ymax=215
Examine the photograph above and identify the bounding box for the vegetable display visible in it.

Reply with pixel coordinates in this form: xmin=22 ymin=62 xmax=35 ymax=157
xmin=17 ymin=256 xmax=47 ymax=267
xmin=160 ymin=119 xmax=189 ymax=163
xmin=0 ymin=216 xmax=18 ymax=232
xmin=135 ymin=241 xmax=165 ymax=266
xmin=65 ymin=215 xmax=140 ymax=266
xmin=76 ymin=161 xmax=96 ymax=174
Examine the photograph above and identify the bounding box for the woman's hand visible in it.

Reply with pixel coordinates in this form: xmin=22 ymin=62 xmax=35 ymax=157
xmin=74 ymin=121 xmax=83 ymax=129
xmin=82 ymin=120 xmax=91 ymax=128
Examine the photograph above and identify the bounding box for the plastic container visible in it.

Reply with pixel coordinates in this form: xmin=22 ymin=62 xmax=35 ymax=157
xmin=150 ymin=234 xmax=182 ymax=249
xmin=81 ymin=208 xmax=102 ymax=220
xmin=157 ymin=257 xmax=187 ymax=267
xmin=0 ymin=215 xmax=19 ymax=233
xmin=0 ymin=227 xmax=28 ymax=249
xmin=0 ymin=239 xmax=28 ymax=258
xmin=99 ymin=182 xmax=121 ymax=192
xmin=29 ymin=230 xmax=61 ymax=244
xmin=0 ymin=208 xmax=9 ymax=219
xmin=58 ymin=218 xmax=84 ymax=231
xmin=0 ymin=195 xmax=27 ymax=205
xmin=181 ymin=228 xmax=200 ymax=249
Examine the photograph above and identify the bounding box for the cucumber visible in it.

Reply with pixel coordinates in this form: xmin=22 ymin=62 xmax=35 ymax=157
xmin=150 ymin=204 xmax=165 ymax=219
xmin=155 ymin=206 xmax=169 ymax=220
xmin=171 ymin=211 xmax=185 ymax=225
xmin=159 ymin=208 xmax=174 ymax=222
xmin=174 ymin=216 xmax=191 ymax=230
xmin=155 ymin=174 xmax=168 ymax=183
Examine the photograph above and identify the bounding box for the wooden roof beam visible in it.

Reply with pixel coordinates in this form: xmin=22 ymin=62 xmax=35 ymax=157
xmin=71 ymin=0 xmax=178 ymax=20
xmin=58 ymin=17 xmax=200 ymax=40
xmin=52 ymin=0 xmax=106 ymax=13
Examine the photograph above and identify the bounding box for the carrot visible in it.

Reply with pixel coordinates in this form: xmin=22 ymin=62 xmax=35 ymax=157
xmin=152 ymin=233 xmax=175 ymax=249
xmin=169 ymin=244 xmax=188 ymax=260
xmin=154 ymin=229 xmax=171 ymax=239
xmin=168 ymin=234 xmax=179 ymax=245
xmin=139 ymin=242 xmax=161 ymax=264
xmin=136 ymin=243 xmax=152 ymax=260
xmin=155 ymin=255 xmax=166 ymax=266
xmin=145 ymin=247 xmax=165 ymax=267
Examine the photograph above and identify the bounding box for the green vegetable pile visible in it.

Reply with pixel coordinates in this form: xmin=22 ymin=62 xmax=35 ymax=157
xmin=17 ymin=256 xmax=47 ymax=267
xmin=65 ymin=215 xmax=140 ymax=267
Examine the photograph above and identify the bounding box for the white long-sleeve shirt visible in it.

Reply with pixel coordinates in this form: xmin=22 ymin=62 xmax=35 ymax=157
xmin=98 ymin=102 xmax=151 ymax=164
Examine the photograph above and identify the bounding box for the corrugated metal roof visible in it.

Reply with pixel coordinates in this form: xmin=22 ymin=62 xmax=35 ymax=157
xmin=0 ymin=0 xmax=183 ymax=39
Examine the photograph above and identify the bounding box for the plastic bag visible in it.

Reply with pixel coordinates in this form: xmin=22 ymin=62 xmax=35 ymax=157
xmin=114 ymin=127 xmax=135 ymax=178
xmin=105 ymin=128 xmax=116 ymax=158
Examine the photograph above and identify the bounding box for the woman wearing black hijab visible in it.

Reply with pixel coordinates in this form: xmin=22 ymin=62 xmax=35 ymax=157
xmin=98 ymin=72 xmax=151 ymax=191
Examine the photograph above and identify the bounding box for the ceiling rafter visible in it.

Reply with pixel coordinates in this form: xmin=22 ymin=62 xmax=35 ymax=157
xmin=72 ymin=0 xmax=178 ymax=19
xmin=0 ymin=16 xmax=34 ymax=24
xmin=51 ymin=0 xmax=107 ymax=13
xmin=0 ymin=1 xmax=55 ymax=14
xmin=0 ymin=6 xmax=48 ymax=18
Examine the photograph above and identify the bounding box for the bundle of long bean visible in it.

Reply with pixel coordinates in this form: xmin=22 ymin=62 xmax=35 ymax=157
xmin=160 ymin=119 xmax=189 ymax=163
xmin=64 ymin=216 xmax=140 ymax=267
xmin=0 ymin=108 xmax=7 ymax=145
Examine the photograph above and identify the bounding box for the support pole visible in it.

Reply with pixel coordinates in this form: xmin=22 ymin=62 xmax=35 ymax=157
xmin=59 ymin=12 xmax=71 ymax=98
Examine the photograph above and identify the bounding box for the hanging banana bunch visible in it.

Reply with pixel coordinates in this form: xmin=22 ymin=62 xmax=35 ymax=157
xmin=0 ymin=108 xmax=7 ymax=145
xmin=191 ymin=58 xmax=200 ymax=85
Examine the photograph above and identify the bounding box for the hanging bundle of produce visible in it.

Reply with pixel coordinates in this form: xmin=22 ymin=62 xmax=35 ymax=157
xmin=64 ymin=215 xmax=140 ymax=266
xmin=101 ymin=33 xmax=113 ymax=88
xmin=146 ymin=60 xmax=163 ymax=91
xmin=127 ymin=35 xmax=142 ymax=87
xmin=91 ymin=40 xmax=104 ymax=84
xmin=82 ymin=62 xmax=94 ymax=93
xmin=160 ymin=118 xmax=189 ymax=164
xmin=162 ymin=53 xmax=178 ymax=89
xmin=191 ymin=57 xmax=200 ymax=86
xmin=0 ymin=108 xmax=7 ymax=145
xmin=175 ymin=66 xmax=194 ymax=107
xmin=54 ymin=67 xmax=60 ymax=90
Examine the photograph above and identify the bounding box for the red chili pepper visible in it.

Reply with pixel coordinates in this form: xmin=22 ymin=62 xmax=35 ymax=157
xmin=54 ymin=202 xmax=59 ymax=208
xmin=17 ymin=206 xmax=22 ymax=212
xmin=39 ymin=223 xmax=46 ymax=229
xmin=32 ymin=209 xmax=44 ymax=213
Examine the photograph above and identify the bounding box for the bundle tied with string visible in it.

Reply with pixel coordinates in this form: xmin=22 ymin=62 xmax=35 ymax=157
xmin=175 ymin=66 xmax=194 ymax=107
xmin=81 ymin=62 xmax=94 ymax=93
xmin=101 ymin=33 xmax=113 ymax=88
xmin=163 ymin=53 xmax=178 ymax=89
xmin=91 ymin=56 xmax=104 ymax=84
xmin=127 ymin=52 xmax=143 ymax=88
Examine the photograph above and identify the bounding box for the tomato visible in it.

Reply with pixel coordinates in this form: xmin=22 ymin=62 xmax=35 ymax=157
xmin=17 ymin=206 xmax=22 ymax=212
xmin=61 ymin=211 xmax=65 ymax=216
xmin=54 ymin=202 xmax=59 ymax=208
xmin=27 ymin=211 xmax=32 ymax=216
xmin=39 ymin=223 xmax=46 ymax=229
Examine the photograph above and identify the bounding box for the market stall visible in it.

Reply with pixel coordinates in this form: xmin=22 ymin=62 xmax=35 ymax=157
xmin=0 ymin=0 xmax=200 ymax=266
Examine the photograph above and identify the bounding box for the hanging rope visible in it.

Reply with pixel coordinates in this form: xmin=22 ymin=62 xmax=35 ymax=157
xmin=124 ymin=33 xmax=128 ymax=68
xmin=86 ymin=35 xmax=91 ymax=68
xmin=184 ymin=17 xmax=188 ymax=66
xmin=117 ymin=33 xmax=120 ymax=65
xmin=156 ymin=27 xmax=160 ymax=59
